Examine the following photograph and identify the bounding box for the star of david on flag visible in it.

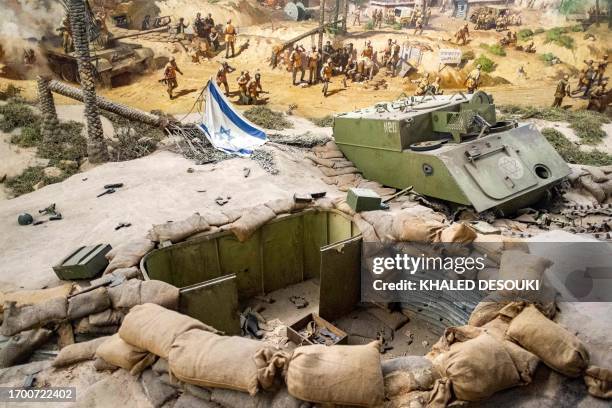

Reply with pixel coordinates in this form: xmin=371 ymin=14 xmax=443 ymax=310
xmin=197 ymin=80 xmax=267 ymax=156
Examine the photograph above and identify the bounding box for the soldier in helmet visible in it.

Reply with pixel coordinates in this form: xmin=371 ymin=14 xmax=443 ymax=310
xmin=552 ymin=74 xmax=570 ymax=108
xmin=237 ymin=71 xmax=249 ymax=104
xmin=455 ymin=23 xmax=470 ymax=46
xmin=224 ymin=19 xmax=237 ymax=58
xmin=431 ymin=76 xmax=443 ymax=94
xmin=246 ymin=72 xmax=262 ymax=104
xmin=58 ymin=16 xmax=74 ymax=53
xmin=414 ymin=14 xmax=424 ymax=36
xmin=216 ymin=61 xmax=236 ymax=96
xmin=414 ymin=73 xmax=430 ymax=96
xmin=162 ymin=57 xmax=183 ymax=99
xmin=321 ymin=58 xmax=334 ymax=97
xmin=307 ymin=46 xmax=320 ymax=84
xmin=465 ymin=64 xmax=481 ymax=93
xmin=595 ymin=55 xmax=608 ymax=85
xmin=579 ymin=60 xmax=595 ymax=96
xmin=587 ymin=80 xmax=608 ymax=112
xmin=290 ymin=44 xmax=305 ymax=85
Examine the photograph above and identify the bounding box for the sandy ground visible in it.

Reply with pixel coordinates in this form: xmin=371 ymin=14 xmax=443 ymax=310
xmin=0 ymin=147 xmax=339 ymax=291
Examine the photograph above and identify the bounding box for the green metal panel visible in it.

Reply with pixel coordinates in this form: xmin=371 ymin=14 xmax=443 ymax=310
xmin=53 ymin=244 xmax=111 ymax=280
xmin=168 ymin=239 xmax=221 ymax=288
xmin=319 ymin=236 xmax=362 ymax=322
xmin=302 ymin=211 xmax=328 ymax=280
xmin=334 ymin=117 xmax=403 ymax=151
xmin=262 ymin=216 xmax=304 ymax=293
xmin=180 ymin=274 xmax=241 ymax=335
xmin=218 ymin=232 xmax=262 ymax=298
xmin=328 ymin=212 xmax=353 ymax=244
xmin=346 ymin=188 xmax=382 ymax=212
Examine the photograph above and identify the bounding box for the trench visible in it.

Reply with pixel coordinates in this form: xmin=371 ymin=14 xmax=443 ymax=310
xmin=141 ymin=208 xmax=477 ymax=355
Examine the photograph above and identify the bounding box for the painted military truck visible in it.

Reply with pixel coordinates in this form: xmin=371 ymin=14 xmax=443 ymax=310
xmin=333 ymin=91 xmax=570 ymax=214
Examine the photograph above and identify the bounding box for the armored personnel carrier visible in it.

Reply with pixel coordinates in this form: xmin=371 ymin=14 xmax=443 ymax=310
xmin=333 ymin=91 xmax=570 ymax=213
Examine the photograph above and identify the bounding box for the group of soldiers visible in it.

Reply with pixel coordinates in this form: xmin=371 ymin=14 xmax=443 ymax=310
xmin=552 ymin=56 xmax=609 ymax=112
xmin=412 ymin=73 xmax=443 ymax=96
xmin=280 ymin=39 xmax=394 ymax=96
xmin=473 ymin=10 xmax=521 ymax=31
xmin=499 ymin=31 xmax=536 ymax=53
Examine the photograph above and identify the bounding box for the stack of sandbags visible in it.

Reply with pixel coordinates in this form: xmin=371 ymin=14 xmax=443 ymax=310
xmin=383 ymin=356 xmax=438 ymax=408
xmin=147 ymin=213 xmax=210 ymax=244
xmin=0 ymin=328 xmax=53 ymax=368
xmin=0 ymin=284 xmax=73 ymax=322
xmin=426 ymin=325 xmax=539 ymax=406
xmin=228 ymin=204 xmax=277 ymax=242
xmin=104 ymin=239 xmax=155 ymax=274
xmin=168 ymin=329 xmax=275 ymax=396
xmin=569 ymin=164 xmax=612 ymax=204
xmin=53 ymin=336 xmax=110 ymax=367
xmin=117 ymin=303 xmax=220 ymax=359
xmin=95 ymin=334 xmax=157 ymax=375
xmin=286 ymin=341 xmax=384 ymax=407
xmin=0 ymin=297 xmax=67 ymax=336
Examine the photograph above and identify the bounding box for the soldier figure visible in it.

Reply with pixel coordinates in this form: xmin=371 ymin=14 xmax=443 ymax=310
xmin=455 ymin=23 xmax=469 ymax=46
xmin=414 ymin=15 xmax=424 ymax=35
xmin=209 ymin=28 xmax=220 ymax=51
xmin=524 ymin=41 xmax=536 ymax=53
xmin=205 ymin=13 xmax=215 ymax=29
xmin=552 ymin=74 xmax=570 ymax=108
xmin=596 ymin=55 xmax=608 ymax=85
xmin=246 ymin=73 xmax=262 ymax=105
xmin=465 ymin=64 xmax=481 ymax=93
xmin=58 ymin=17 xmax=74 ymax=54
xmin=290 ymin=45 xmax=305 ymax=85
xmin=216 ymin=61 xmax=236 ymax=96
xmin=141 ymin=15 xmax=151 ymax=31
xmin=382 ymin=39 xmax=393 ymax=68
xmin=224 ymin=19 xmax=237 ymax=58
xmin=361 ymin=40 xmax=373 ymax=59
xmin=175 ymin=17 xmax=189 ymax=34
xmin=321 ymin=58 xmax=334 ymax=97
xmin=308 ymin=46 xmax=320 ymax=85
xmin=237 ymin=71 xmax=249 ymax=104
xmin=352 ymin=9 xmax=361 ymax=26
xmin=579 ymin=60 xmax=595 ymax=96
xmin=194 ymin=13 xmax=205 ymax=37
xmin=431 ymin=76 xmax=442 ymax=94
xmin=414 ymin=73 xmax=430 ymax=96
xmin=163 ymin=57 xmax=183 ymax=99
xmin=587 ymin=80 xmax=608 ymax=113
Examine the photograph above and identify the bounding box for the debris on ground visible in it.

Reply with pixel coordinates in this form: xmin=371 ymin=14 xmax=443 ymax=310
xmin=243 ymin=167 xmax=251 ymax=178
xmin=215 ymin=196 xmax=231 ymax=206
xmin=288 ymin=295 xmax=308 ymax=309
xmin=243 ymin=106 xmax=293 ymax=130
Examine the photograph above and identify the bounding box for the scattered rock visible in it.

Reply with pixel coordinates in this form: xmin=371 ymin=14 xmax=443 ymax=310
xmin=421 ymin=340 xmax=429 ymax=347
xmin=58 ymin=160 xmax=78 ymax=172
xmin=140 ymin=369 xmax=178 ymax=408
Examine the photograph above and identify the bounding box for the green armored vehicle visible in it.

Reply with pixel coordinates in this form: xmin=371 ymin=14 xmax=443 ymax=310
xmin=333 ymin=91 xmax=570 ymax=213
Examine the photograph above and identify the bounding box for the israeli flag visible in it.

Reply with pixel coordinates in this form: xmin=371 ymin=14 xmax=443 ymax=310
xmin=197 ymin=80 xmax=267 ymax=156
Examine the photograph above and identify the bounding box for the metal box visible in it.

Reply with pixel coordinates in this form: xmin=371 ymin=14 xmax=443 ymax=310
xmin=347 ymin=188 xmax=382 ymax=212
xmin=53 ymin=244 xmax=112 ymax=280
xmin=287 ymin=313 xmax=348 ymax=346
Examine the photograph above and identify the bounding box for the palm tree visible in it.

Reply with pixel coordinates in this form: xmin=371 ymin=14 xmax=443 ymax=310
xmin=67 ymin=0 xmax=109 ymax=163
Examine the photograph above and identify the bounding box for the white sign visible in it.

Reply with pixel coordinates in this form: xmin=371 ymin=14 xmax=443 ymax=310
xmin=439 ymin=48 xmax=462 ymax=65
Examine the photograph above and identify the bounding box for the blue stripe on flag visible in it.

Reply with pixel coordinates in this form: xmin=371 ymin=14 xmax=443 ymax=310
xmin=208 ymin=82 xmax=267 ymax=140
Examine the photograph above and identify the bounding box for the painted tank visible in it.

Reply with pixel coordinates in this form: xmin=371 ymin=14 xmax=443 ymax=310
xmin=333 ymin=91 xmax=570 ymax=214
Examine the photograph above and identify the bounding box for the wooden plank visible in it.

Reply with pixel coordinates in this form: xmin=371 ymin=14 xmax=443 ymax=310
xmin=319 ymin=236 xmax=362 ymax=322
xmin=262 ymin=217 xmax=304 ymax=293
xmin=218 ymin=232 xmax=262 ymax=299
xmin=180 ymin=274 xmax=241 ymax=335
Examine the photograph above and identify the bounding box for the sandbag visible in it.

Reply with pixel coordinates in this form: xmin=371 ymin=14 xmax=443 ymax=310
xmin=73 ymin=318 xmax=118 ymax=335
xmin=580 ymin=175 xmax=606 ymax=203
xmin=1 ymin=297 xmax=67 ymax=336
xmin=392 ymin=214 xmax=444 ymax=242
xmin=600 ymin=179 xmax=612 ymax=197
xmin=211 ymin=387 xmax=303 ymax=408
xmin=89 ymin=309 xmax=124 ymax=327
xmin=584 ymin=365 xmax=612 ymax=399
xmin=141 ymin=369 xmax=178 ymax=407
xmin=427 ymin=378 xmax=452 ymax=408
xmin=253 ymin=348 xmax=292 ymax=390
xmin=169 ymin=329 xmax=266 ymax=395
xmin=93 ymin=356 xmax=119 ymax=372
xmin=433 ymin=330 xmax=521 ymax=401
xmin=0 ymin=284 xmax=73 ymax=315
xmin=52 ymin=336 xmax=109 ymax=367
xmin=333 ymin=198 xmax=356 ymax=216
xmin=581 ymin=165 xmax=609 ymax=183
xmin=229 ymin=205 xmax=276 ymax=242
xmin=438 ymin=223 xmax=477 ymax=244
xmin=67 ymin=287 xmax=110 ymax=320
xmin=140 ymin=280 xmax=179 ymax=310
xmin=318 ymin=166 xmax=360 ymax=177
xmin=312 ymin=140 xmax=338 ymax=153
xmin=119 ymin=303 xmax=218 ymax=359
xmin=198 ymin=209 xmax=231 ymax=227
xmin=0 ymin=328 xmax=52 ymax=368
xmin=304 ymin=153 xmax=336 ymax=167
xmin=96 ymin=334 xmax=156 ymax=375
xmin=105 ymin=239 xmax=155 ymax=274
xmin=148 ymin=213 xmax=210 ymax=243
xmin=286 ymin=341 xmax=384 ymax=407
xmin=384 ymin=357 xmax=437 ymax=398
xmin=317 ymin=150 xmax=345 ymax=159
xmin=506 ymin=304 xmax=589 ymax=377
xmin=108 ymin=279 xmax=179 ymax=311
xmin=264 ymin=198 xmax=308 ymax=215
xmin=90 ymin=267 xmax=140 ymax=286
xmin=498 ymin=251 xmax=552 ymax=282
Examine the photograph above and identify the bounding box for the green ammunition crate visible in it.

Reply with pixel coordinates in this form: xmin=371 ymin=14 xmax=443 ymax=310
xmin=52 ymin=244 xmax=112 ymax=280
xmin=347 ymin=188 xmax=382 ymax=212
